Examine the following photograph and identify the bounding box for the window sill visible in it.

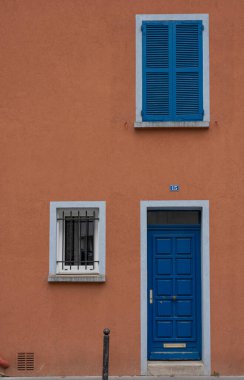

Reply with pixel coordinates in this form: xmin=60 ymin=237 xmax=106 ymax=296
xmin=48 ymin=274 xmax=106 ymax=283
xmin=134 ymin=121 xmax=210 ymax=128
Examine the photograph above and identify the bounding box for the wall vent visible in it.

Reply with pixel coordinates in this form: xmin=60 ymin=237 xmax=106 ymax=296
xmin=17 ymin=353 xmax=34 ymax=371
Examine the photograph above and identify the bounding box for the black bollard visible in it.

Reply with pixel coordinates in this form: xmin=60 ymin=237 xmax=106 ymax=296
xmin=102 ymin=328 xmax=110 ymax=380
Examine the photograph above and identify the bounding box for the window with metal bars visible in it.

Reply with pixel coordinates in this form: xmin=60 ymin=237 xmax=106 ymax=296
xmin=56 ymin=208 xmax=99 ymax=273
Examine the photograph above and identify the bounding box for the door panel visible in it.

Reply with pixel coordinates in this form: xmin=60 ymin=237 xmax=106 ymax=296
xmin=148 ymin=226 xmax=201 ymax=360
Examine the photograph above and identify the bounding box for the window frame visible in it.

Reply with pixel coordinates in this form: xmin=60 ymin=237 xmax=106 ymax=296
xmin=135 ymin=14 xmax=210 ymax=128
xmin=49 ymin=201 xmax=106 ymax=282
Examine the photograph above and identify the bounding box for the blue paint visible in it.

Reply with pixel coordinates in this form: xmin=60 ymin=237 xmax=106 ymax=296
xmin=147 ymin=225 xmax=201 ymax=360
xmin=142 ymin=21 xmax=203 ymax=122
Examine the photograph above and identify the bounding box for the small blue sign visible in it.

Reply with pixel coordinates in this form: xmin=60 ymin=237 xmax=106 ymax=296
xmin=169 ymin=185 xmax=180 ymax=192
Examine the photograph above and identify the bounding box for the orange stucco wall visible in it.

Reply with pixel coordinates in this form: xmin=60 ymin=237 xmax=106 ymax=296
xmin=0 ymin=0 xmax=244 ymax=376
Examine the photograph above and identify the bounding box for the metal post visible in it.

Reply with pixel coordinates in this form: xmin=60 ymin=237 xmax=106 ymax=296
xmin=102 ymin=328 xmax=110 ymax=380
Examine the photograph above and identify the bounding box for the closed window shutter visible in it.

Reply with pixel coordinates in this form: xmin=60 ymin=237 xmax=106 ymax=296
xmin=142 ymin=22 xmax=171 ymax=121
xmin=174 ymin=21 xmax=203 ymax=121
xmin=142 ymin=21 xmax=203 ymax=122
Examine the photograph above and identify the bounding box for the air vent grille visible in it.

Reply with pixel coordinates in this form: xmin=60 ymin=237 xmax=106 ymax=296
xmin=17 ymin=352 xmax=34 ymax=371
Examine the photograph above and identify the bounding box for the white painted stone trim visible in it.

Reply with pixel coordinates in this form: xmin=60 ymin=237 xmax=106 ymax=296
xmin=135 ymin=14 xmax=210 ymax=128
xmin=140 ymin=200 xmax=211 ymax=375
xmin=134 ymin=121 xmax=210 ymax=128
xmin=48 ymin=274 xmax=105 ymax=282
xmin=49 ymin=201 xmax=106 ymax=282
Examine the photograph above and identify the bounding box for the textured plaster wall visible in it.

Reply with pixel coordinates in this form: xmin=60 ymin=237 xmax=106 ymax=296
xmin=0 ymin=0 xmax=244 ymax=376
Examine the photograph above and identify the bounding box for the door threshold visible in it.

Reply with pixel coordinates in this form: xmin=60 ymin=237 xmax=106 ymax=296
xmin=147 ymin=360 xmax=204 ymax=376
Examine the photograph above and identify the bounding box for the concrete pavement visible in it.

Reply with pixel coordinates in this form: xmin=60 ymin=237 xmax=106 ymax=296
xmin=4 ymin=377 xmax=244 ymax=380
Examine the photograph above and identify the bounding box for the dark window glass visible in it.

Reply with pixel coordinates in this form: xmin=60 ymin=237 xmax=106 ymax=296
xmin=65 ymin=219 xmax=94 ymax=267
xmin=147 ymin=210 xmax=201 ymax=225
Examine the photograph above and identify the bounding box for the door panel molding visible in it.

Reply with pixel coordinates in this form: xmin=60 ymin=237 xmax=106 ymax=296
xmin=148 ymin=227 xmax=201 ymax=360
xmin=140 ymin=200 xmax=210 ymax=375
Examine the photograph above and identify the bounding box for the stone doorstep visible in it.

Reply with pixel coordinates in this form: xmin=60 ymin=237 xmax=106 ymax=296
xmin=147 ymin=361 xmax=204 ymax=376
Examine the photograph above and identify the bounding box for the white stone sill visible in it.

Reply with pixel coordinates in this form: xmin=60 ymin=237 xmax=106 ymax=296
xmin=48 ymin=274 xmax=105 ymax=282
xmin=134 ymin=121 xmax=210 ymax=128
xmin=147 ymin=360 xmax=204 ymax=376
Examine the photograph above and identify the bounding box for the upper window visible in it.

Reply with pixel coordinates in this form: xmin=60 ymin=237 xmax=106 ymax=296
xmin=135 ymin=15 xmax=209 ymax=128
xmin=49 ymin=201 xmax=106 ymax=282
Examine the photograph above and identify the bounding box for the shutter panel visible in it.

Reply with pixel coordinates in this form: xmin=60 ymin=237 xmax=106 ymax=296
xmin=142 ymin=22 xmax=171 ymax=121
xmin=174 ymin=21 xmax=203 ymax=120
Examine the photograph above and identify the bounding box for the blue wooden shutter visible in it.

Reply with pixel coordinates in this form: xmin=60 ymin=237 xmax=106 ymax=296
xmin=142 ymin=22 xmax=172 ymax=121
xmin=174 ymin=21 xmax=203 ymax=121
xmin=142 ymin=21 xmax=203 ymax=122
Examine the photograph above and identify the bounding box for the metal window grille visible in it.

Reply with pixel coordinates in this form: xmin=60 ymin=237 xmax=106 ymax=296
xmin=57 ymin=209 xmax=99 ymax=271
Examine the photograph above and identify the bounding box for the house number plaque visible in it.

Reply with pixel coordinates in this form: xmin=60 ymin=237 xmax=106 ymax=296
xmin=169 ymin=185 xmax=180 ymax=192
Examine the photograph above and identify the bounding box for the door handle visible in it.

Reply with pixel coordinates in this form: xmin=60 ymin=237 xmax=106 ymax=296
xmin=172 ymin=295 xmax=177 ymax=301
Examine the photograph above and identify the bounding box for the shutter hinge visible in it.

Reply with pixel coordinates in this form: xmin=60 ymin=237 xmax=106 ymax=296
xmin=141 ymin=110 xmax=144 ymax=117
xmin=202 ymin=24 xmax=204 ymax=31
xmin=202 ymin=109 xmax=205 ymax=117
xmin=141 ymin=24 xmax=144 ymax=32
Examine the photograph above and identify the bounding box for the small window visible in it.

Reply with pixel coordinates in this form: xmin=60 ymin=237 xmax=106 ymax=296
xmin=57 ymin=208 xmax=99 ymax=274
xmin=147 ymin=210 xmax=201 ymax=225
xmin=135 ymin=14 xmax=209 ymax=128
xmin=49 ymin=202 xmax=106 ymax=282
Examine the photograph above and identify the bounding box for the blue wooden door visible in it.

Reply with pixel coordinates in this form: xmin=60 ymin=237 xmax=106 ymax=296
xmin=148 ymin=226 xmax=201 ymax=360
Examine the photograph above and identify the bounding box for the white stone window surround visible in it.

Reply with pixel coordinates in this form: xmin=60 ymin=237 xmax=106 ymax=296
xmin=135 ymin=14 xmax=210 ymax=128
xmin=56 ymin=207 xmax=99 ymax=275
xmin=140 ymin=200 xmax=210 ymax=375
xmin=49 ymin=201 xmax=106 ymax=282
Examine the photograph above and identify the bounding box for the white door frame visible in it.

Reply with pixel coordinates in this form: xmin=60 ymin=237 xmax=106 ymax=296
xmin=140 ymin=200 xmax=211 ymax=375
